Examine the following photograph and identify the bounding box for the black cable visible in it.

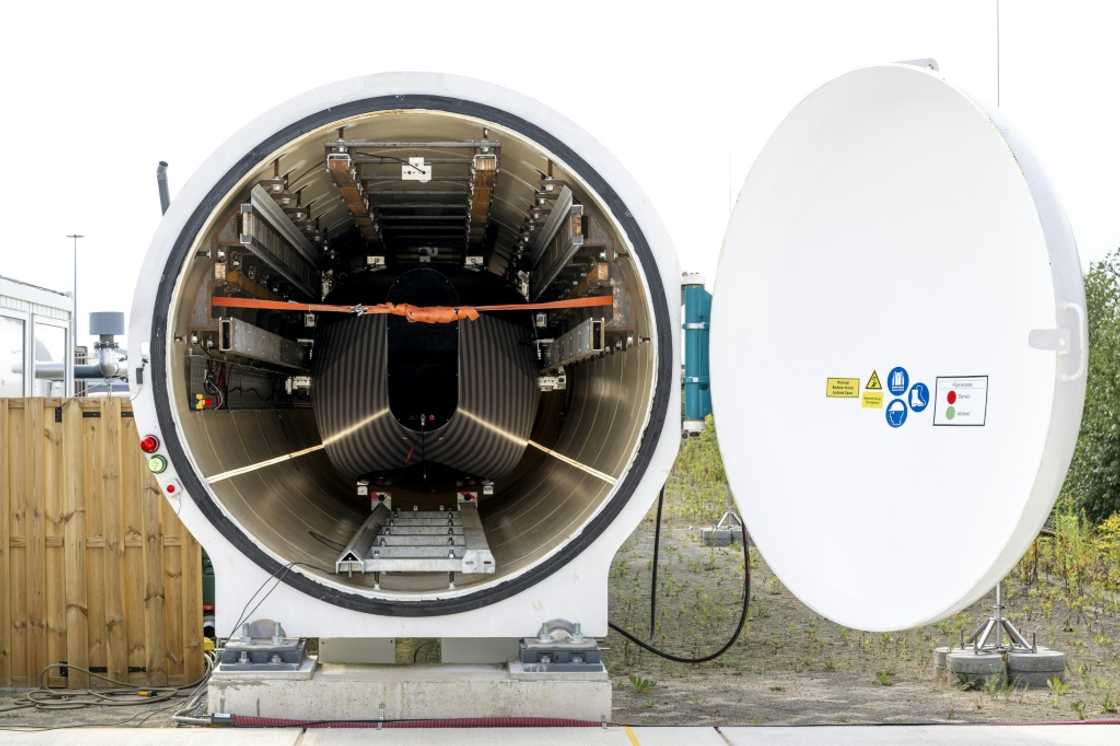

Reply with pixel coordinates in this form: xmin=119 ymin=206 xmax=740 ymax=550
xmin=225 ymin=386 xmax=266 ymax=399
xmin=354 ymin=152 xmax=451 ymax=169
xmin=221 ymin=561 xmax=331 ymax=643
xmin=0 ymin=655 xmax=216 ymax=731
xmin=608 ymin=506 xmax=750 ymax=664
xmin=648 ymin=486 xmax=665 ymax=639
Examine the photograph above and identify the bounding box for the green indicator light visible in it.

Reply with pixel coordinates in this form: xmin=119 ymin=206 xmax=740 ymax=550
xmin=147 ymin=455 xmax=168 ymax=474
xmin=946 ymin=406 xmax=956 ymax=420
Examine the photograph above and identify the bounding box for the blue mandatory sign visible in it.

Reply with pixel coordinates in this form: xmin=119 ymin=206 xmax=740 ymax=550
xmin=887 ymin=366 xmax=909 ymax=396
xmin=908 ymin=382 xmax=930 ymax=413
xmin=885 ymin=398 xmax=908 ymax=428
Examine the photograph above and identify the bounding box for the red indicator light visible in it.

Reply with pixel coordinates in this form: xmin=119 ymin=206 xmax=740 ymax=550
xmin=166 ymin=483 xmax=176 ymax=494
xmin=947 ymin=391 xmax=957 ymax=405
xmin=140 ymin=434 xmax=160 ymax=453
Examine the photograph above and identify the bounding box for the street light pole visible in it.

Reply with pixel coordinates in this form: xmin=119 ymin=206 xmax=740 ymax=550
xmin=66 ymin=233 xmax=83 ymax=396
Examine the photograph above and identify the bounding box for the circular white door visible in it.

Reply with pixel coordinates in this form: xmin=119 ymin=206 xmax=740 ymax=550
xmin=711 ymin=64 xmax=1086 ymax=631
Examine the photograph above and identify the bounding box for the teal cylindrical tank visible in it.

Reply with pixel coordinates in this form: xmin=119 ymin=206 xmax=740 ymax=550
xmin=682 ymin=274 xmax=711 ymax=436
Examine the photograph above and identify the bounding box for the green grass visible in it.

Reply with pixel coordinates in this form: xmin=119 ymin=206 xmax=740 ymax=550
xmin=628 ymin=673 xmax=657 ymax=693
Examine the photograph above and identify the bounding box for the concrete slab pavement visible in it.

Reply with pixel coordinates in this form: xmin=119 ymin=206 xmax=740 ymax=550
xmin=2 ymin=723 xmax=1117 ymax=745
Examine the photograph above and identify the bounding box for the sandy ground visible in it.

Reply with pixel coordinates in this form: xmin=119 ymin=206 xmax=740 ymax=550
xmin=613 ymin=670 xmax=1083 ymax=725
xmin=605 ymin=523 xmax=1120 ymax=725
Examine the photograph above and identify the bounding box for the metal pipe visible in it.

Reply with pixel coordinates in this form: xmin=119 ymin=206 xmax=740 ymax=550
xmin=93 ymin=345 xmax=127 ymax=378
xmin=157 ymin=161 xmax=171 ymax=214
xmin=34 ymin=345 xmax=127 ymax=380
xmin=331 ymin=139 xmax=501 ymax=149
xmin=66 ymin=233 xmax=83 ymax=396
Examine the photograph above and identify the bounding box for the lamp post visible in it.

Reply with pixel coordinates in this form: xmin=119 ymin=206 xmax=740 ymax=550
xmin=66 ymin=233 xmax=83 ymax=396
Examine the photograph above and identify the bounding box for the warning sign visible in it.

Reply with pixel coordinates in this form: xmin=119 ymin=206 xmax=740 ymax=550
xmin=826 ymin=377 xmax=860 ymax=398
xmin=862 ymin=391 xmax=884 ymax=409
xmin=866 ymin=370 xmax=882 ymax=390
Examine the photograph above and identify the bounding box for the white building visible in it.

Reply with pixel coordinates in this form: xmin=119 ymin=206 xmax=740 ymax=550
xmin=0 ymin=274 xmax=73 ymax=397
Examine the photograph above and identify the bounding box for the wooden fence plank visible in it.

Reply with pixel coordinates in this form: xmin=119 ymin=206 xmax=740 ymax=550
xmin=181 ymin=522 xmax=203 ymax=684
xmin=160 ymin=497 xmax=184 ymax=683
xmin=101 ymin=397 xmax=127 ymax=684
xmin=9 ymin=401 xmax=28 ymax=687
xmin=61 ymin=399 xmax=88 ymax=688
xmin=0 ymin=399 xmax=10 ymax=687
xmin=43 ymin=400 xmax=66 ymax=687
xmin=120 ymin=414 xmax=147 ymax=684
xmin=141 ymin=446 xmax=167 ymax=687
xmin=81 ymin=402 xmax=107 ymax=686
xmin=25 ymin=400 xmax=46 ymax=687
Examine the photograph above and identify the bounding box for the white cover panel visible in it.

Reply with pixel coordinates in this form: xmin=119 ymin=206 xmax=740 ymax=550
xmin=712 ymin=64 xmax=1086 ymax=631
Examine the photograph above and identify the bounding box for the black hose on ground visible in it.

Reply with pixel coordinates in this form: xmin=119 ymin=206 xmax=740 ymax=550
xmin=648 ymin=486 xmax=664 ymax=639
xmin=608 ymin=491 xmax=750 ymax=664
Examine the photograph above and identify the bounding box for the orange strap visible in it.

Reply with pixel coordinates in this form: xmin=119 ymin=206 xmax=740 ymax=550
xmin=211 ymin=294 xmax=612 ymax=324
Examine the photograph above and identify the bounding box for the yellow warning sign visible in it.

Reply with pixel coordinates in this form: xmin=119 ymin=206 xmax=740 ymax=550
xmin=862 ymin=391 xmax=884 ymax=409
xmin=826 ymin=377 xmax=860 ymax=398
xmin=866 ymin=370 xmax=882 ymax=390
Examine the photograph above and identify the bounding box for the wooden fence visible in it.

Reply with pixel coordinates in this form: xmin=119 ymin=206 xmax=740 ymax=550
xmin=0 ymin=398 xmax=203 ymax=689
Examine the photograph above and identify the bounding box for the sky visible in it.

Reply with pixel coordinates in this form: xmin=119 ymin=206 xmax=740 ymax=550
xmin=0 ymin=0 xmax=1117 ymax=348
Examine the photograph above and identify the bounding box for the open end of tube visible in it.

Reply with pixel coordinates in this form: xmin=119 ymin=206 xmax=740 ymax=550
xmin=162 ymin=104 xmax=660 ymax=600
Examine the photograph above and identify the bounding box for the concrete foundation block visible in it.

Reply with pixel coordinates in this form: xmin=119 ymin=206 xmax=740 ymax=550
xmin=940 ymin=646 xmax=1067 ymax=689
xmin=1007 ymin=648 xmax=1066 ymax=688
xmin=700 ymin=527 xmax=741 ymax=546
xmin=946 ymin=650 xmax=1004 ymax=675
xmin=1008 ymin=670 xmax=1063 ymax=689
xmin=211 ymin=656 xmax=317 ymax=680
xmin=207 ymin=660 xmax=611 ymax=722
xmin=932 ymin=646 xmax=951 ymax=683
xmin=946 ymin=649 xmax=1005 ymax=688
xmin=932 ymin=646 xmax=951 ymax=671
xmin=1007 ymin=647 xmax=1066 ymax=672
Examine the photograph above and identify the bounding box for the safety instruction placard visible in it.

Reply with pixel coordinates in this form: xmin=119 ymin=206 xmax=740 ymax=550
xmin=933 ymin=376 xmax=989 ymax=426
xmin=862 ymin=391 xmax=883 ymax=409
xmin=402 ymin=157 xmax=433 ymax=182
xmin=826 ymin=378 xmax=860 ymax=398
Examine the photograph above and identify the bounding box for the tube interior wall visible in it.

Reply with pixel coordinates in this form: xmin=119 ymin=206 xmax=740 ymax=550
xmin=166 ymin=106 xmax=655 ymax=595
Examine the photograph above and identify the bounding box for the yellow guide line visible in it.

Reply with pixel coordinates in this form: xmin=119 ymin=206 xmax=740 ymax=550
xmin=458 ymin=409 xmax=617 ymax=485
xmin=525 ymin=440 xmax=616 ymax=485
xmin=205 ymin=407 xmax=616 ymax=487
xmin=205 ymin=409 xmax=389 ymax=484
xmin=624 ymin=725 xmax=641 ymax=746
xmin=206 ymin=444 xmax=324 ymax=484
xmin=322 ymin=408 xmax=390 ymax=447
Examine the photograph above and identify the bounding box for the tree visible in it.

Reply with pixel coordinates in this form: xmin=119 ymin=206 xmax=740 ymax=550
xmin=1062 ymin=249 xmax=1120 ymax=523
